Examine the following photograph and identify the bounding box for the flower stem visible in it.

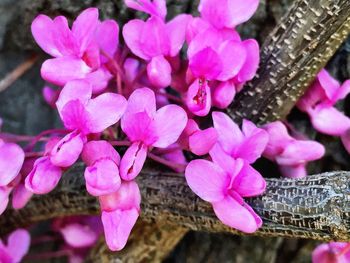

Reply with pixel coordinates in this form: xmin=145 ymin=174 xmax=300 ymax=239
xmin=156 ymin=91 xmax=183 ymax=104
xmin=24 ymin=129 xmax=68 ymax=151
xmin=148 ymin=152 xmax=186 ymax=171
xmin=25 ymin=151 xmax=44 ymax=158
xmin=0 ymin=133 xmax=49 ymax=142
xmin=109 ymin=140 xmax=131 ymax=147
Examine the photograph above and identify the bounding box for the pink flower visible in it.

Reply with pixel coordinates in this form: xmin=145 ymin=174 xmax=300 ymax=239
xmin=198 ymin=0 xmax=259 ymax=29
xmin=51 ymin=80 xmax=126 ymax=168
xmin=312 ymin=242 xmax=350 ymax=263
xmin=297 ymin=69 xmax=350 ymax=153
xmin=212 ymin=112 xmax=268 ymax=164
xmin=0 ymin=187 xmax=11 ymax=215
xmin=0 ymin=139 xmax=24 ymax=187
xmin=99 ymin=181 xmax=141 ymax=251
xmin=262 ymin=121 xmax=325 ymax=178
xmin=120 ymin=88 xmax=187 ymax=180
xmin=31 ymin=8 xmax=117 ymax=92
xmin=178 ymin=119 xmax=218 ymax=155
xmin=81 ymin=141 xmax=121 ymax=196
xmin=123 ymin=14 xmax=191 ymax=88
xmin=185 ymin=152 xmax=265 ymax=233
xmin=0 ymin=229 xmax=31 ymax=263
xmin=124 ymin=0 xmax=167 ymax=20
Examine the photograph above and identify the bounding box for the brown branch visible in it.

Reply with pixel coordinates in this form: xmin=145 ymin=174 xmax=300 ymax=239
xmin=227 ymin=0 xmax=350 ymax=123
xmin=1 ymin=164 xmax=349 ymax=242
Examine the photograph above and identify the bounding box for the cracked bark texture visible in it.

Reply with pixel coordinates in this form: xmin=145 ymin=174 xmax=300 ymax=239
xmin=1 ymin=165 xmax=349 ymax=243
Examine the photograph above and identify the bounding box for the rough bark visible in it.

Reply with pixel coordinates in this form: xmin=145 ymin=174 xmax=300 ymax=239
xmin=227 ymin=0 xmax=350 ymax=124
xmin=86 ymin=220 xmax=187 ymax=263
xmin=1 ymin=164 xmax=349 ymax=242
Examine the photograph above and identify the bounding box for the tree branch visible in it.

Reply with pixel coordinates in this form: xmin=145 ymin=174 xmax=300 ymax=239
xmin=1 ymin=164 xmax=349 ymax=242
xmin=227 ymin=0 xmax=350 ymax=123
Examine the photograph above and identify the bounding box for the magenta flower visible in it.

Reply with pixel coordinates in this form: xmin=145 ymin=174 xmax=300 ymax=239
xmin=120 ymin=88 xmax=187 ymax=180
xmin=99 ymin=181 xmax=141 ymax=251
xmin=198 ymin=0 xmax=259 ymax=29
xmin=297 ymin=69 xmax=350 ymax=153
xmin=0 ymin=229 xmax=31 ymax=263
xmin=51 ymin=80 xmax=127 ymax=168
xmin=262 ymin=121 xmax=325 ymax=178
xmin=0 ymin=139 xmax=24 ymax=187
xmin=123 ymin=14 xmax=191 ymax=88
xmin=31 ymin=8 xmax=118 ymax=92
xmin=0 ymin=186 xmax=11 ymax=215
xmin=185 ymin=152 xmax=265 ymax=233
xmin=124 ymin=0 xmax=167 ymax=20
xmin=211 ymin=112 xmax=268 ymax=164
xmin=312 ymin=242 xmax=350 ymax=263
xmin=81 ymin=141 xmax=121 ymax=197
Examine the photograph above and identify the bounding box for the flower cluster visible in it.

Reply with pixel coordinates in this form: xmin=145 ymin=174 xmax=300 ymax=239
xmin=0 ymin=0 xmax=347 ymax=258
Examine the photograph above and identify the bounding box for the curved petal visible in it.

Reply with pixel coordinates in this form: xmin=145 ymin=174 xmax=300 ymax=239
xmin=232 ymin=162 xmax=266 ymax=197
xmin=185 ymin=159 xmax=229 ymax=202
xmin=72 ymin=8 xmax=99 ymax=56
xmin=187 ymin=28 xmax=223 ymax=58
xmin=31 ymin=15 xmax=61 ymax=57
xmin=189 ymin=47 xmax=222 ymax=80
xmin=152 ymin=105 xmax=188 ymax=148
xmin=6 ymin=229 xmax=31 ymax=263
xmin=52 ymin=16 xmax=78 ymax=56
xmin=335 ymin=80 xmax=350 ymax=102
xmin=212 ymin=194 xmax=261 ymax=233
xmin=99 ymin=181 xmax=141 ymax=212
xmin=125 ymin=0 xmax=167 ymax=19
xmin=279 ymin=164 xmax=307 ymax=179
xmin=96 ymin=20 xmax=119 ymax=61
xmin=50 ymin=131 xmax=85 ymax=167
xmin=212 ymin=111 xmax=243 ymax=154
xmin=212 ymin=81 xmax=236 ymax=109
xmin=41 ymin=57 xmax=91 ymax=86
xmin=317 ymin=69 xmax=340 ymax=102
xmin=147 ymin=55 xmax=172 ymax=88
xmin=84 ymin=159 xmax=121 ymax=196
xmin=166 ymin=14 xmax=191 ymax=56
xmin=0 ymin=187 xmax=10 ymax=215
xmin=123 ymin=19 xmax=149 ymax=60
xmin=85 ymin=66 xmax=113 ymax=94
xmin=0 ymin=142 xmax=24 ymax=186
xmin=60 ymin=223 xmax=98 ymax=248
xmin=101 ymin=208 xmax=139 ymax=251
xmin=236 ymin=39 xmax=260 ymax=83
xmin=86 ymin=93 xmax=127 ymax=133
xmin=186 ymin=79 xmax=212 ymax=117
xmin=120 ymin=142 xmax=148 ymax=181
xmin=189 ymin=127 xmax=218 ymax=155
xmin=60 ymin=100 xmax=91 ymax=133
xmin=12 ymin=183 xmax=33 ymax=210
xmin=124 ymin=87 xmax=156 ymax=117
xmin=209 ymin=144 xmax=241 ymax=178
xmin=25 ymin=157 xmax=62 ymax=194
xmin=82 ymin=140 xmax=120 ymax=166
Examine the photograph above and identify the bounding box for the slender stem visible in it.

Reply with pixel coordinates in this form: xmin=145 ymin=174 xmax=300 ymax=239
xmin=24 ymin=129 xmax=68 ymax=151
xmin=25 ymin=151 xmax=44 ymax=158
xmin=0 ymin=54 xmax=39 ymax=93
xmin=100 ymin=49 xmax=125 ymax=80
xmin=156 ymin=91 xmax=183 ymax=104
xmin=147 ymin=152 xmax=186 ymax=171
xmin=0 ymin=133 xmax=50 ymax=143
xmin=109 ymin=140 xmax=131 ymax=147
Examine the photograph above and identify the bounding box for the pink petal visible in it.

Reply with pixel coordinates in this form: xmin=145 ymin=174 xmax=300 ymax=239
xmin=85 ymin=159 xmax=121 ymax=196
xmin=95 ymin=20 xmax=119 ymax=61
xmin=232 ymin=161 xmax=266 ymax=197
xmin=42 ymin=86 xmax=59 ymax=108
xmin=0 ymin=142 xmax=24 ymax=186
xmin=186 ymin=17 xmax=211 ymax=43
xmin=99 ymin=181 xmax=141 ymax=212
xmin=85 ymin=93 xmax=127 ymax=133
xmin=25 ymin=157 xmax=62 ymax=194
xmin=209 ymin=144 xmax=241 ymax=178
xmin=125 ymin=0 xmax=167 ymax=19
xmin=341 ymin=129 xmax=350 ymax=154
xmin=185 ymin=159 xmax=229 ymax=202
xmin=236 ymin=39 xmax=260 ymax=83
xmin=50 ymin=131 xmax=85 ymax=167
xmin=189 ymin=47 xmax=222 ymax=79
xmin=186 ymin=79 xmax=212 ymax=116
xmin=147 ymin=55 xmax=172 ymax=88
xmin=52 ymin=16 xmax=78 ymax=56
xmin=60 ymin=100 xmax=91 ymax=133
xmin=212 ymin=111 xmax=243 ymax=154
xmin=0 ymin=187 xmax=10 ymax=215
xmin=82 ymin=140 xmax=120 ymax=166
xmin=123 ymin=19 xmax=149 ymax=60
xmin=216 ymin=40 xmax=246 ymax=81
xmin=166 ymin=14 xmax=191 ymax=56
xmin=312 ymin=242 xmax=350 ymax=263
xmin=160 ymin=144 xmax=187 ymax=173
xmin=199 ymin=0 xmax=259 ymax=28
xmin=31 ymin=15 xmax=61 ymax=57
xmin=317 ymin=69 xmax=340 ymax=102
xmin=189 ymin=127 xmax=218 ymax=155
xmin=12 ymin=183 xmax=33 ymax=210
xmin=124 ymin=87 xmax=156 ymax=117
xmin=310 ymin=105 xmax=350 ymax=136
xmin=41 ymin=57 xmax=91 ymax=86
xmin=276 ymin=140 xmax=325 ymax=166
xmin=56 ymin=80 xmax=92 ymax=114
xmin=6 ymin=229 xmax=31 ymax=263
xmin=60 ymin=223 xmax=98 ymax=248
xmin=84 ymin=67 xmax=113 ymax=94
xmin=235 ymin=119 xmax=268 ymax=163
xmin=212 ymin=81 xmax=236 ymax=109
xmin=212 ymin=194 xmax=261 ymax=233
xmin=120 ymin=142 xmax=148 ymax=181
xmin=335 ymin=80 xmax=350 ymax=102
xmin=152 ymin=105 xmax=188 ymax=148
xmin=187 ymin=28 xmax=223 ymax=58
xmin=72 ymin=8 xmax=99 ymax=56
xmin=279 ymin=164 xmax=307 ymax=179
xmin=101 ymin=208 xmax=139 ymax=251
